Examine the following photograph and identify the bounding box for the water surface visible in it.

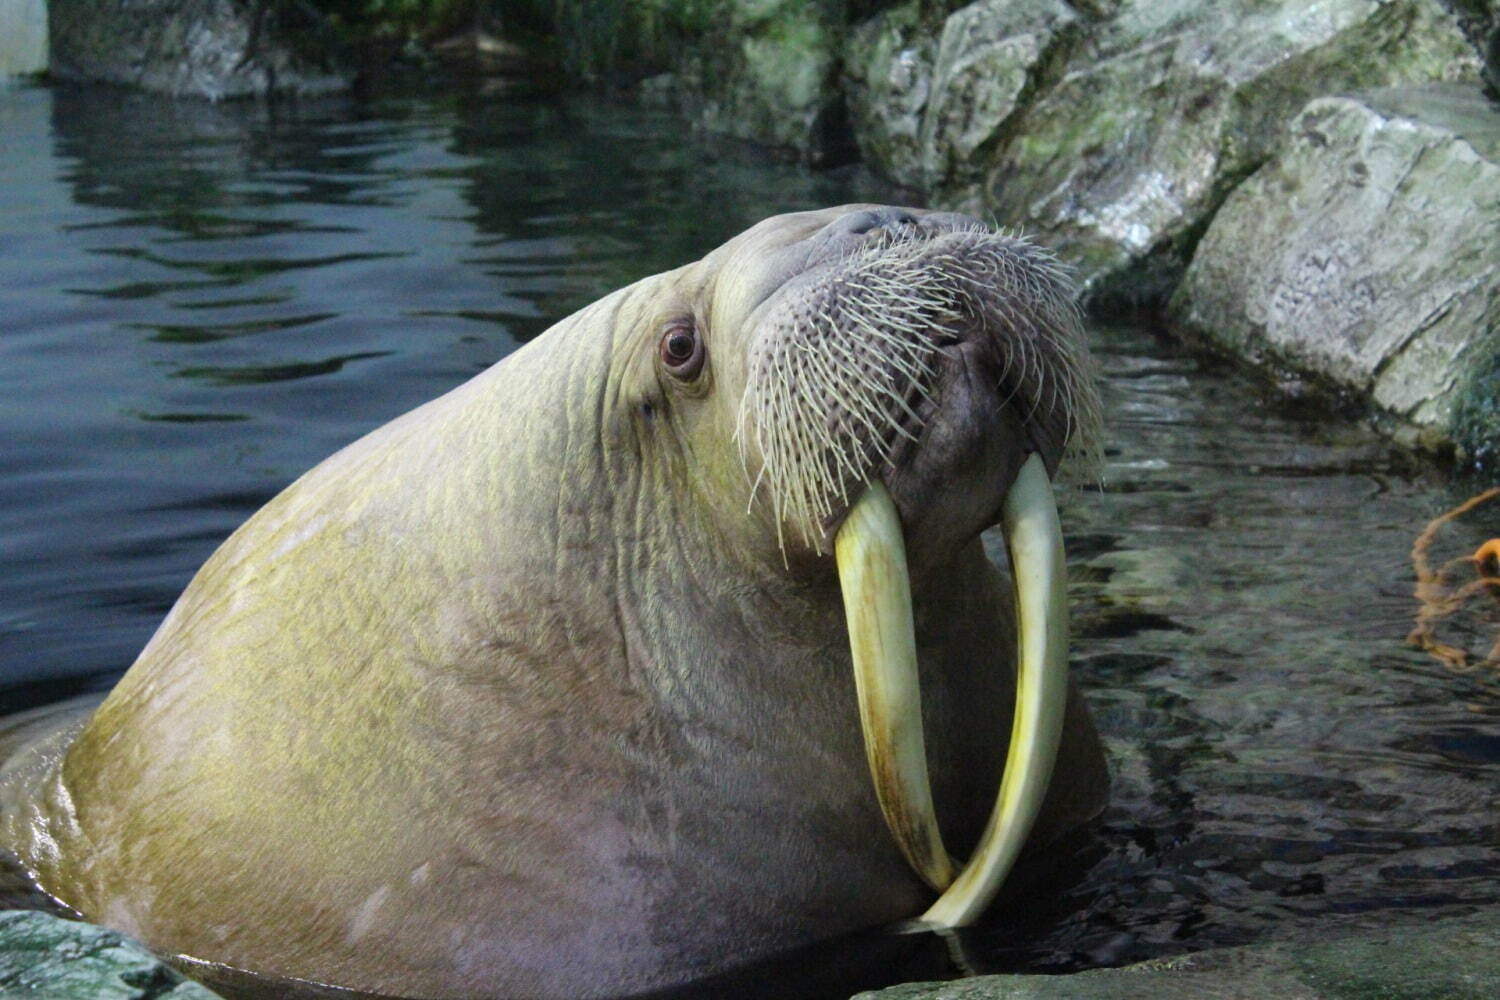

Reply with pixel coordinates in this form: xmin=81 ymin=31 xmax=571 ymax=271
xmin=1 ymin=78 xmax=1496 ymax=990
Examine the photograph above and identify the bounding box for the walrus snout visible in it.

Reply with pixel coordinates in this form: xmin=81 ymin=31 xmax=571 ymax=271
xmin=824 ymin=206 xmax=920 ymax=236
xmin=808 ymin=206 xmax=987 ymax=266
xmin=737 ymin=218 xmax=1101 ymax=555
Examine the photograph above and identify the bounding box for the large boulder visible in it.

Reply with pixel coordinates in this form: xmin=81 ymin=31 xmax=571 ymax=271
xmin=48 ymin=0 xmax=349 ymax=100
xmin=845 ymin=0 xmax=1083 ymax=194
xmin=1169 ymin=86 xmax=1500 ymax=459
xmin=981 ymin=0 xmax=1482 ymax=302
xmin=844 ymin=1 xmax=940 ymax=189
xmin=0 ymin=0 xmax=47 ymax=78
xmin=645 ymin=0 xmax=852 ymax=166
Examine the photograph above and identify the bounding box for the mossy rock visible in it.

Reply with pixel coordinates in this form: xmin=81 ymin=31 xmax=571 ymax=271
xmin=0 ymin=910 xmax=219 ymax=999
xmin=1452 ymin=332 xmax=1500 ymax=466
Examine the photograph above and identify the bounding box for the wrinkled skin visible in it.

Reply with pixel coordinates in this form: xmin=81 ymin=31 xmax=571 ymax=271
xmin=0 ymin=206 xmax=1108 ymax=999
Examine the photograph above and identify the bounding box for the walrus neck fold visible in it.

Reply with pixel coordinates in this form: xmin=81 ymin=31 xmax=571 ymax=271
xmin=834 ymin=453 xmax=1069 ymax=926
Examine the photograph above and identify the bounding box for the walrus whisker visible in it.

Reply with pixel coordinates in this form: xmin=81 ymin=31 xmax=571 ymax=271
xmin=740 ymin=222 xmax=1102 ymax=550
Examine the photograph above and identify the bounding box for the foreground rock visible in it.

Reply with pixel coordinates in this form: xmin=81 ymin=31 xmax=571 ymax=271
xmin=1170 ymin=85 xmax=1500 ymax=462
xmin=48 ymin=0 xmax=350 ymax=99
xmin=854 ymin=908 xmax=1500 ymax=999
xmin=0 ymin=910 xmax=217 ymax=999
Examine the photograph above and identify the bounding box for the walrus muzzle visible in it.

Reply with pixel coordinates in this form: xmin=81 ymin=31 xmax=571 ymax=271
xmin=740 ymin=223 xmax=1098 ymax=928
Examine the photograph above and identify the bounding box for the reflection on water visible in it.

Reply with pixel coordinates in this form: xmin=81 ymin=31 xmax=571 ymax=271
xmin=0 ymin=80 xmax=892 ymax=706
xmin=0 ymin=78 xmax=1496 ymax=990
xmin=967 ymin=334 xmax=1500 ymax=971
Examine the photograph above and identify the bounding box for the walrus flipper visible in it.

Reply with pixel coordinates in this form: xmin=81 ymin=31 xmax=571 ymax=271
xmin=0 ymin=694 xmax=100 ymax=912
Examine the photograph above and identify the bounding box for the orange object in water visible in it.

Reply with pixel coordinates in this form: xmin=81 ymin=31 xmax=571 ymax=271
xmin=1476 ymin=538 xmax=1500 ymax=578
xmin=1407 ymin=488 xmax=1500 ymax=671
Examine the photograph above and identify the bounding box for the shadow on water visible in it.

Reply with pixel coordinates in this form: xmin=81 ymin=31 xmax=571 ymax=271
xmin=0 ymin=77 xmax=1497 ymax=994
xmin=168 ymin=927 xmax=959 ymax=1000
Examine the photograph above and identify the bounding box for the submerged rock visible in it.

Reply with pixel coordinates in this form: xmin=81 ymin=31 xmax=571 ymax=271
xmin=982 ymin=0 xmax=1481 ymax=301
xmin=48 ymin=0 xmax=350 ymax=100
xmin=1169 ymin=86 xmax=1500 ymax=457
xmin=853 ymin=908 xmax=1500 ymax=999
xmin=0 ymin=910 xmax=217 ymax=999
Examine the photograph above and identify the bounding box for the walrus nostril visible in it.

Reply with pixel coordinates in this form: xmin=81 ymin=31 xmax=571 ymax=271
xmin=829 ymin=208 xmax=921 ymax=238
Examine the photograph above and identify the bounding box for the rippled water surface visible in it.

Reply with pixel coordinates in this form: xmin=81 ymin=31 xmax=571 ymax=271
xmin=1 ymin=79 xmax=1497 ymax=991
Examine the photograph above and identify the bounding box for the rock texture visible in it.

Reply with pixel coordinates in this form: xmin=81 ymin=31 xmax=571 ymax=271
xmin=0 ymin=911 xmax=218 ymax=999
xmin=1440 ymin=0 xmax=1500 ymax=93
xmin=852 ymin=910 xmax=1500 ymax=999
xmin=983 ymin=0 xmax=1482 ymax=300
xmin=845 ymin=0 xmax=1081 ymax=194
xmin=0 ymin=0 xmax=47 ymax=78
xmin=644 ymin=0 xmax=851 ymax=166
xmin=48 ymin=0 xmax=349 ymax=100
xmin=841 ymin=0 xmax=1483 ymax=304
xmin=1170 ymin=86 xmax=1500 ymax=458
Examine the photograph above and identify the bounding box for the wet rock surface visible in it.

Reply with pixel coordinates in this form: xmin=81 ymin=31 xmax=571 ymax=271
xmin=1169 ymin=85 xmax=1500 ymax=455
xmin=0 ymin=910 xmax=217 ymax=999
xmin=853 ymin=908 xmax=1500 ymax=999
xmin=48 ymin=0 xmax=350 ymax=99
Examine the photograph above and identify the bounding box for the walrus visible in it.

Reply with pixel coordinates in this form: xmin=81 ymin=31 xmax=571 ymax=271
xmin=0 ymin=205 xmax=1109 ymax=999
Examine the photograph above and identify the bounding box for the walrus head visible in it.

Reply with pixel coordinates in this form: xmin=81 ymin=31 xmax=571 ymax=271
xmin=614 ymin=205 xmax=1102 ymax=925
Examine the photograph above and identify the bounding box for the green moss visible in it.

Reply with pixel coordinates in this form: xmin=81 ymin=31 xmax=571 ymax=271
xmin=1451 ymin=330 xmax=1500 ymax=467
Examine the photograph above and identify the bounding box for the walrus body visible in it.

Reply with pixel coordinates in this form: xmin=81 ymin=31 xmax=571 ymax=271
xmin=0 ymin=206 xmax=1108 ymax=999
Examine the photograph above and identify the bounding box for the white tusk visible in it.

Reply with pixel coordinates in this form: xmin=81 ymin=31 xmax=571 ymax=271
xmin=920 ymin=452 xmax=1069 ymax=927
xmin=835 ymin=482 xmax=956 ymax=891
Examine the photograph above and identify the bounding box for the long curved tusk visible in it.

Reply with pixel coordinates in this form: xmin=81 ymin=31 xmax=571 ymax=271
xmin=921 ymin=452 xmax=1069 ymax=927
xmin=835 ymin=482 xmax=957 ymax=891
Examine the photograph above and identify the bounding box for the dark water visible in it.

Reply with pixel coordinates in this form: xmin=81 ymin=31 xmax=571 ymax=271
xmin=1 ymin=79 xmax=1497 ymax=992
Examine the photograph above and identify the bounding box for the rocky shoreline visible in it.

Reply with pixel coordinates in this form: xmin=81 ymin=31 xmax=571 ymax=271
xmin=644 ymin=0 xmax=1499 ymax=465
xmin=6 ymin=0 xmax=1497 ymax=460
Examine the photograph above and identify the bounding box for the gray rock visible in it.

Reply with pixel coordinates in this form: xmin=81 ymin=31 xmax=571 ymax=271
xmin=844 ymin=0 xmax=1080 ymax=194
xmin=0 ymin=910 xmax=220 ymax=998
xmin=922 ymin=0 xmax=1079 ymax=197
xmin=0 ymin=0 xmax=48 ymax=78
xmin=1437 ymin=0 xmax=1499 ymax=93
xmin=48 ymin=0 xmax=350 ymax=100
xmin=981 ymin=0 xmax=1481 ymax=300
xmin=666 ymin=0 xmax=850 ymax=165
xmin=845 ymin=1 xmax=938 ymax=189
xmin=1169 ymin=85 xmax=1500 ymax=456
xmin=1451 ymin=331 xmax=1500 ymax=463
xmin=853 ymin=908 xmax=1500 ymax=999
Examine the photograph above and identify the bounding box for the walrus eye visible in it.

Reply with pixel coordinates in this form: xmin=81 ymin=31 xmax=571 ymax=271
xmin=659 ymin=319 xmax=705 ymax=379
